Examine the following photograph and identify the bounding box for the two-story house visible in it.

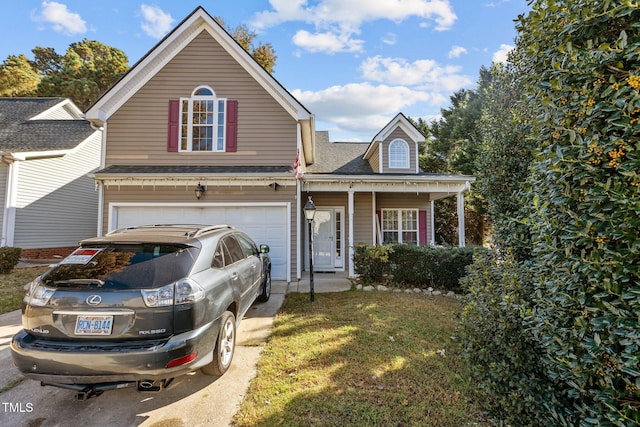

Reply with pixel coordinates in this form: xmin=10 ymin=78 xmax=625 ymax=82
xmin=85 ymin=7 xmax=473 ymax=282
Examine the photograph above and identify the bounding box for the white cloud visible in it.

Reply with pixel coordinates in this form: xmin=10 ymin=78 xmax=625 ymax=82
xmin=382 ymin=32 xmax=397 ymax=46
xmin=492 ymin=43 xmax=514 ymax=63
xmin=34 ymin=1 xmax=87 ymax=35
xmin=251 ymin=0 xmax=457 ymax=53
xmin=448 ymin=45 xmax=467 ymax=58
xmin=292 ymin=82 xmax=445 ymax=137
xmin=140 ymin=4 xmax=174 ymax=39
xmin=292 ymin=30 xmax=364 ymax=54
xmin=360 ymin=55 xmax=472 ymax=91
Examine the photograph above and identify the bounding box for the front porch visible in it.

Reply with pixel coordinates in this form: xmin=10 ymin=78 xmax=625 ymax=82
xmin=288 ymin=271 xmax=352 ymax=293
xmin=298 ymin=176 xmax=473 ymax=278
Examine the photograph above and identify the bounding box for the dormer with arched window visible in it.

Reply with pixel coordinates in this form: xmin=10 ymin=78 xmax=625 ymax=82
xmin=363 ymin=113 xmax=424 ymax=174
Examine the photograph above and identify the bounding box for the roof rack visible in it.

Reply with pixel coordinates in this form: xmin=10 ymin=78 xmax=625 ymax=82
xmin=106 ymin=224 xmax=234 ymax=236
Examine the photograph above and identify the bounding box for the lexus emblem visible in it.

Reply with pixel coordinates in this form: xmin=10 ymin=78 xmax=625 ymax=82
xmin=86 ymin=295 xmax=102 ymax=306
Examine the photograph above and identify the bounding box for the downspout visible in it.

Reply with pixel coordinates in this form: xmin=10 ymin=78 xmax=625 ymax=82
xmin=1 ymin=156 xmax=20 ymax=247
xmin=296 ymin=122 xmax=302 ymax=282
xmin=91 ymin=120 xmax=106 ymax=236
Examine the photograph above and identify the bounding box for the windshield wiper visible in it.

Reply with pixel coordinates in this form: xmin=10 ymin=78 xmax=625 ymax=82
xmin=53 ymin=279 xmax=105 ymax=287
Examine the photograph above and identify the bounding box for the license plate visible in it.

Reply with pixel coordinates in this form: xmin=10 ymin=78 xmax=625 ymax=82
xmin=75 ymin=315 xmax=113 ymax=335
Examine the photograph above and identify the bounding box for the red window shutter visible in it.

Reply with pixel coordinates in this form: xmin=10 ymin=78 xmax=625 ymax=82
xmin=226 ymin=100 xmax=238 ymax=152
xmin=167 ymin=100 xmax=179 ymax=152
xmin=419 ymin=210 xmax=428 ymax=245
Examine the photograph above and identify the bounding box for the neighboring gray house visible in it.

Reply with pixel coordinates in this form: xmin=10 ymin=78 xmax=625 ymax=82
xmin=0 ymin=98 xmax=102 ymax=258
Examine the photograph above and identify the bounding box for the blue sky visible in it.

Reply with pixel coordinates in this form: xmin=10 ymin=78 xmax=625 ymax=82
xmin=0 ymin=1 xmax=530 ymax=141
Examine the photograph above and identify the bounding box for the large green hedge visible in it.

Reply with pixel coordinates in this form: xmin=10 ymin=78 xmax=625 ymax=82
xmin=519 ymin=1 xmax=640 ymax=424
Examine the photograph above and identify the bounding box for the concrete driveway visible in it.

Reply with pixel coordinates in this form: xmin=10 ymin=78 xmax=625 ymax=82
xmin=0 ymin=282 xmax=287 ymax=427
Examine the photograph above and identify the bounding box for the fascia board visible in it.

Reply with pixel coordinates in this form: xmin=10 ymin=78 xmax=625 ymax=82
xmin=86 ymin=9 xmax=311 ymax=124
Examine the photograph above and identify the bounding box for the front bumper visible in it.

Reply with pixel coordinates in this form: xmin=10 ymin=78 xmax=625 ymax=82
xmin=10 ymin=319 xmax=219 ymax=384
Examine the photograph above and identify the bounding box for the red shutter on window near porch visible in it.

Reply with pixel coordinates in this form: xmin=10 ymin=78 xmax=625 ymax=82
xmin=226 ymin=100 xmax=238 ymax=152
xmin=167 ymin=99 xmax=179 ymax=152
xmin=419 ymin=210 xmax=427 ymax=245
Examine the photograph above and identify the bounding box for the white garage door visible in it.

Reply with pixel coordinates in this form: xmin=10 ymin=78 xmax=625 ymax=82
xmin=113 ymin=204 xmax=289 ymax=280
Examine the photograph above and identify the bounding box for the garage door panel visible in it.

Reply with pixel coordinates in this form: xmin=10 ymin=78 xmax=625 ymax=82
xmin=115 ymin=205 xmax=288 ymax=280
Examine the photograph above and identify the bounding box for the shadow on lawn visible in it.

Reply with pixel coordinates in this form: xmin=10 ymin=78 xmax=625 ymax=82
xmin=235 ymin=291 xmax=489 ymax=427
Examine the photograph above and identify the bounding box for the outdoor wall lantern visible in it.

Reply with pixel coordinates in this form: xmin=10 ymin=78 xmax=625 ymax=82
xmin=303 ymin=196 xmax=316 ymax=302
xmin=194 ymin=183 xmax=206 ymax=200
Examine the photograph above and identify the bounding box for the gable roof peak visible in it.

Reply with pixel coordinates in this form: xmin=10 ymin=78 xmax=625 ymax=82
xmin=363 ymin=112 xmax=425 ymax=160
xmin=85 ymin=6 xmax=311 ymax=124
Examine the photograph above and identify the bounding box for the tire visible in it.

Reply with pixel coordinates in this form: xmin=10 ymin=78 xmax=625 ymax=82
xmin=257 ymin=269 xmax=271 ymax=302
xmin=201 ymin=311 xmax=236 ymax=376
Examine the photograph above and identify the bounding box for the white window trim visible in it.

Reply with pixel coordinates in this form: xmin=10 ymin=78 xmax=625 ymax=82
xmin=381 ymin=208 xmax=419 ymax=245
xmin=179 ymin=86 xmax=227 ymax=153
xmin=388 ymin=139 xmax=410 ymax=169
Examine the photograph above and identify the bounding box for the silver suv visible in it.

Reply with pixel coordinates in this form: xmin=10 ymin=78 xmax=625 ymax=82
xmin=11 ymin=224 xmax=271 ymax=399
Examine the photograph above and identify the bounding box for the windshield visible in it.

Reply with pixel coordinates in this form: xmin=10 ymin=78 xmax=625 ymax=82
xmin=42 ymin=244 xmax=199 ymax=289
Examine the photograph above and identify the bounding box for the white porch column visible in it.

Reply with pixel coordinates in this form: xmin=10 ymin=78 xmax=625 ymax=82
xmin=348 ymin=190 xmax=355 ymax=277
xmin=457 ymin=191 xmax=466 ymax=247
xmin=430 ymin=199 xmax=435 ymax=246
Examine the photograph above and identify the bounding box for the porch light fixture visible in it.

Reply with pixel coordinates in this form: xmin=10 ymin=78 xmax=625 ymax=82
xmin=194 ymin=183 xmax=206 ymax=200
xmin=303 ymin=196 xmax=316 ymax=302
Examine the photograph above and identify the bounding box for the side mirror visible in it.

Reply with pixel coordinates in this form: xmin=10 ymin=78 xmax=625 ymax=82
xmin=260 ymin=244 xmax=270 ymax=254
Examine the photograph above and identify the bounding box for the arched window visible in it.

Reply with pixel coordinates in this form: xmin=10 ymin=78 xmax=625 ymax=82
xmin=388 ymin=139 xmax=409 ymax=169
xmin=179 ymin=86 xmax=227 ymax=152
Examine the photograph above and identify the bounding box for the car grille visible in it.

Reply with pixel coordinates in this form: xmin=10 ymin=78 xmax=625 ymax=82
xmin=23 ymin=338 xmax=168 ymax=352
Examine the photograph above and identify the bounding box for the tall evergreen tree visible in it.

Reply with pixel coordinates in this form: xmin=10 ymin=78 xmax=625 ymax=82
xmin=0 ymin=54 xmax=39 ymax=97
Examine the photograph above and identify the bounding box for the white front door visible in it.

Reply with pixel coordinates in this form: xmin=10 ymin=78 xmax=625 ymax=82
xmin=307 ymin=207 xmax=344 ymax=272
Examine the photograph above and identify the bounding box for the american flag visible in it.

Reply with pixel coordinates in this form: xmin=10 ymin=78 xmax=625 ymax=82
xmin=293 ymin=149 xmax=304 ymax=179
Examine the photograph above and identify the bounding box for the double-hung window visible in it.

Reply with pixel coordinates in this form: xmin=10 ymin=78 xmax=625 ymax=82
xmin=382 ymin=209 xmax=418 ymax=245
xmin=179 ymin=86 xmax=227 ymax=152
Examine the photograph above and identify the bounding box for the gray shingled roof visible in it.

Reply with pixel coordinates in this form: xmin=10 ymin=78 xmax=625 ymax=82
xmin=95 ymin=165 xmax=293 ymax=175
xmin=306 ymin=131 xmax=373 ymax=174
xmin=0 ymin=98 xmax=96 ymax=152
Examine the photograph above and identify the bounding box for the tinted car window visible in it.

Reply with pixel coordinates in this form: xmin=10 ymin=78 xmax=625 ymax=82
xmin=236 ymin=233 xmax=258 ymax=258
xmin=212 ymin=244 xmax=225 ymax=269
xmin=42 ymin=244 xmax=199 ymax=289
xmin=221 ymin=236 xmax=244 ymax=264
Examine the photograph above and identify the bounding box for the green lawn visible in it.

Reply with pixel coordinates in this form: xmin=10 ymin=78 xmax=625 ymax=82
xmin=233 ymin=291 xmax=488 ymax=427
xmin=0 ymin=266 xmax=49 ymax=314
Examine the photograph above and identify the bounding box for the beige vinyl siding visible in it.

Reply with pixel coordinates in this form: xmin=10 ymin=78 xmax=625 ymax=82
xmin=368 ymin=145 xmax=380 ymax=172
xmin=13 ymin=132 xmax=101 ymax=249
xmin=353 ymin=192 xmax=373 ymax=245
xmin=102 ymin=185 xmax=299 ymax=278
xmin=0 ymin=162 xmax=7 ymax=244
xmin=380 ymin=128 xmax=417 ymax=173
xmin=105 ymin=30 xmax=297 ymax=167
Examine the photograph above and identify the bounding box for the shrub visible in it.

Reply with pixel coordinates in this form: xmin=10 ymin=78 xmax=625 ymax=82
xmin=518 ymin=1 xmax=640 ymax=423
xmin=353 ymin=243 xmax=485 ymax=291
xmin=456 ymin=250 xmax=563 ymax=426
xmin=352 ymin=243 xmax=393 ymax=285
xmin=0 ymin=247 xmax=22 ymax=274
